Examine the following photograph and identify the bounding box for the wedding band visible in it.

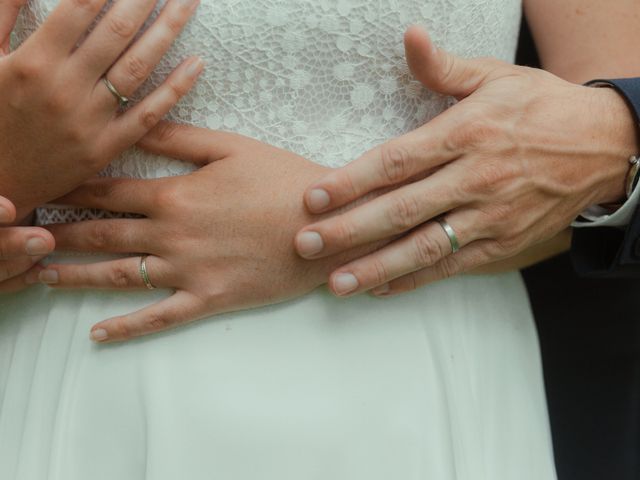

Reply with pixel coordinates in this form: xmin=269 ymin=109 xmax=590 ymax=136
xmin=139 ymin=255 xmax=157 ymax=290
xmin=437 ymin=218 xmax=460 ymax=254
xmin=102 ymin=77 xmax=129 ymax=109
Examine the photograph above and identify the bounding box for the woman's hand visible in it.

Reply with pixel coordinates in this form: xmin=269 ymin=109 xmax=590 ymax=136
xmin=294 ymin=26 xmax=637 ymax=297
xmin=0 ymin=0 xmax=202 ymax=220
xmin=0 ymin=195 xmax=54 ymax=293
xmin=38 ymin=123 xmax=376 ymax=343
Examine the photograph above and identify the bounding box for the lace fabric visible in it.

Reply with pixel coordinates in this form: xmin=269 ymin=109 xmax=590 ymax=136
xmin=17 ymin=0 xmax=522 ymax=225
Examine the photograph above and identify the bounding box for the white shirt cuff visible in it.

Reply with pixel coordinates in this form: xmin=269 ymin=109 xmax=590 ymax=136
xmin=572 ymin=184 xmax=640 ymax=228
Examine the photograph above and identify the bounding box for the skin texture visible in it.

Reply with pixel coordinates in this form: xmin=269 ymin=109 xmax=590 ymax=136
xmin=293 ymin=25 xmax=638 ymax=297
xmin=15 ymin=0 xmax=640 ymax=340
xmin=0 ymin=0 xmax=202 ymax=290
xmin=41 ymin=124 xmax=389 ymax=343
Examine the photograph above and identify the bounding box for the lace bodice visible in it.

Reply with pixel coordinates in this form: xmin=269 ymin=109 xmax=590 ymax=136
xmin=17 ymin=0 xmax=522 ymax=225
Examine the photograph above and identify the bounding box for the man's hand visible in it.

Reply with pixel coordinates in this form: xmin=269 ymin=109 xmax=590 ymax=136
xmin=294 ymin=26 xmax=637 ymax=297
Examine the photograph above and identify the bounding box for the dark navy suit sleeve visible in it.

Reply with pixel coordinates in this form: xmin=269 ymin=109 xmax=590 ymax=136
xmin=571 ymin=78 xmax=640 ymax=278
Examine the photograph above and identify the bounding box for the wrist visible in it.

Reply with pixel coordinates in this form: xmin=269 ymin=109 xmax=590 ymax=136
xmin=588 ymin=86 xmax=639 ymax=205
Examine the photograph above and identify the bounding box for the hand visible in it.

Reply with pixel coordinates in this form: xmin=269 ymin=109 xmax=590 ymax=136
xmin=0 ymin=195 xmax=54 ymax=293
xmin=0 ymin=0 xmax=202 ymax=220
xmin=294 ymin=26 xmax=637 ymax=297
xmin=38 ymin=123 xmax=370 ymax=343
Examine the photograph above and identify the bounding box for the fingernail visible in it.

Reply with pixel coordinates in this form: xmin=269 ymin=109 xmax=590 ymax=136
xmin=0 ymin=206 xmax=11 ymax=223
xmin=39 ymin=269 xmax=59 ymax=285
xmin=333 ymin=273 xmax=359 ymax=296
xmin=296 ymin=231 xmax=324 ymax=257
xmin=91 ymin=329 xmax=109 ymax=342
xmin=372 ymin=283 xmax=391 ymax=296
xmin=307 ymin=189 xmax=330 ymax=212
xmin=187 ymin=57 xmax=204 ymax=77
xmin=25 ymin=237 xmax=50 ymax=256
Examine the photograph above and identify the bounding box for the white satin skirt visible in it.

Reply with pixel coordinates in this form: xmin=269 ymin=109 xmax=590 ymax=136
xmin=0 ymin=255 xmax=557 ymax=480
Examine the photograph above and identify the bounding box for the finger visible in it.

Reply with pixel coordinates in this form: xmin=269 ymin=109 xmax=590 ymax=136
xmin=106 ymin=56 xmax=204 ymax=150
xmin=0 ymin=226 xmax=54 ymax=259
xmin=40 ymin=255 xmax=173 ymax=290
xmin=0 ymin=195 xmax=16 ymax=223
xmin=0 ymin=254 xmax=46 ymax=283
xmin=327 ymin=211 xmax=484 ymax=296
xmin=89 ymin=290 xmax=206 ymax=343
xmin=72 ymin=0 xmax=158 ymax=78
xmin=404 ymin=25 xmax=497 ymax=99
xmin=374 ymin=240 xmax=499 ymax=296
xmin=303 ymin=118 xmax=459 ymax=213
xmin=24 ymin=0 xmax=107 ymax=56
xmin=296 ymin=166 xmax=467 ymax=259
xmin=0 ymin=264 xmax=45 ymax=293
xmin=45 ymin=219 xmax=152 ymax=254
xmin=0 ymin=0 xmax=27 ymax=55
xmin=137 ymin=121 xmax=236 ymax=165
xmin=95 ymin=0 xmax=199 ymax=108
xmin=55 ymin=177 xmax=156 ymax=215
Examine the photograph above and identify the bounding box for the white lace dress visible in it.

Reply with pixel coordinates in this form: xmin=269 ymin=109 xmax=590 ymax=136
xmin=0 ymin=1 xmax=558 ymax=479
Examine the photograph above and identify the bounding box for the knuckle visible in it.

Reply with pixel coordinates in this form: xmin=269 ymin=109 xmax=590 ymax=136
xmin=108 ymin=265 xmax=135 ymax=289
xmin=332 ymin=219 xmax=358 ymax=249
xmin=436 ymin=257 xmax=461 ymax=279
xmin=387 ymin=195 xmax=422 ymax=231
xmin=152 ymin=121 xmax=181 ymax=143
xmin=164 ymin=13 xmax=185 ymax=35
xmin=412 ymin=231 xmax=446 ymax=267
xmin=146 ymin=313 xmax=171 ymax=332
xmin=139 ymin=109 xmax=161 ymax=131
xmin=461 ymin=161 xmax=511 ymax=195
xmin=166 ymin=79 xmax=188 ymax=101
xmin=378 ymin=142 xmax=412 ymax=184
xmin=70 ymin=0 xmax=103 ymax=15
xmin=368 ymin=259 xmax=389 ymax=286
xmin=153 ymin=183 xmax=183 ymax=211
xmin=11 ymin=55 xmax=44 ymax=81
xmin=106 ymin=13 xmax=137 ymax=39
xmin=87 ymin=223 xmax=113 ymax=250
xmin=124 ymin=54 xmax=151 ymax=82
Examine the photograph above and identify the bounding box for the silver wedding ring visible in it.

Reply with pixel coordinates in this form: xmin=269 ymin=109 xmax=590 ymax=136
xmin=102 ymin=76 xmax=129 ymax=109
xmin=139 ymin=255 xmax=157 ymax=290
xmin=437 ymin=218 xmax=460 ymax=254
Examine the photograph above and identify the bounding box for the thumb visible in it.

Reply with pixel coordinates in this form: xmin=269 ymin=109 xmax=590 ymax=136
xmin=0 ymin=195 xmax=16 ymax=224
xmin=404 ymin=25 xmax=495 ymax=99
xmin=0 ymin=0 xmax=27 ymax=56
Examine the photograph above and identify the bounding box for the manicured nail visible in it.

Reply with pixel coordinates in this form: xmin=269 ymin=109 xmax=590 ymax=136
xmin=296 ymin=231 xmax=324 ymax=257
xmin=307 ymin=189 xmax=330 ymax=212
xmin=0 ymin=206 xmax=11 ymax=223
xmin=187 ymin=57 xmax=204 ymax=77
xmin=91 ymin=329 xmax=109 ymax=342
xmin=39 ymin=269 xmax=59 ymax=284
xmin=25 ymin=237 xmax=50 ymax=256
xmin=372 ymin=283 xmax=391 ymax=296
xmin=333 ymin=273 xmax=359 ymax=295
